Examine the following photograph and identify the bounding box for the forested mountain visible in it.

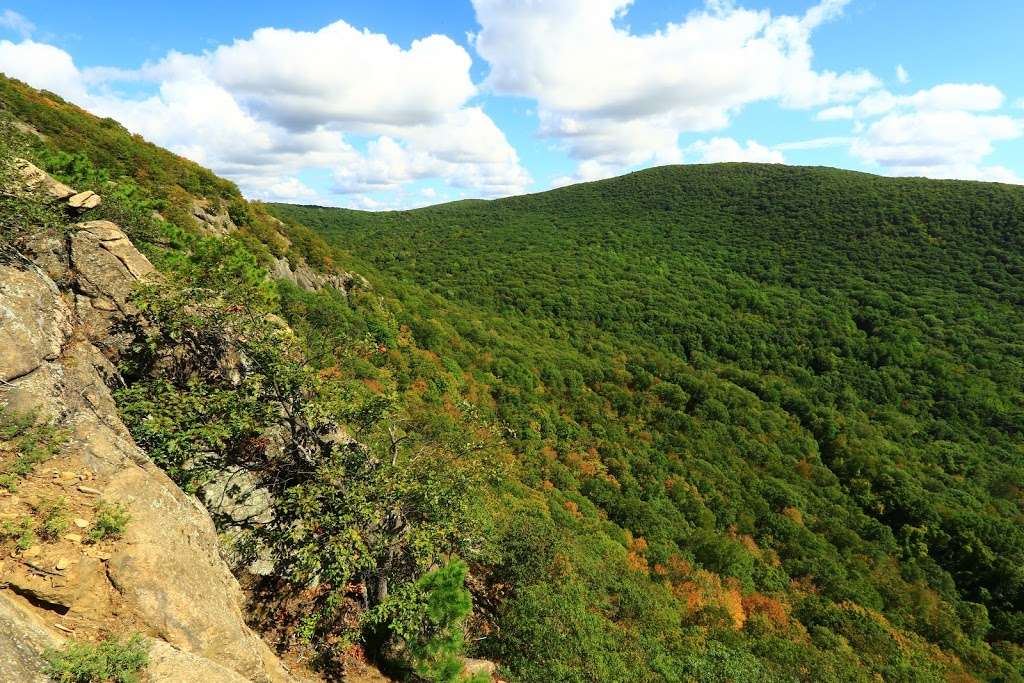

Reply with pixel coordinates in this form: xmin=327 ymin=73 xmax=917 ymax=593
xmin=2 ymin=68 xmax=1022 ymax=682
xmin=273 ymin=165 xmax=1024 ymax=681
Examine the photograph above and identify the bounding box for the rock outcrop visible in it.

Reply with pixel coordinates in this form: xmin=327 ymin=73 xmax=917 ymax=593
xmin=269 ymin=255 xmax=364 ymax=294
xmin=192 ymin=197 xmax=239 ymax=236
xmin=22 ymin=220 xmax=155 ymax=362
xmin=16 ymin=160 xmax=102 ymax=213
xmin=0 ymin=594 xmax=60 ymax=683
xmin=1 ymin=210 xmax=304 ymax=681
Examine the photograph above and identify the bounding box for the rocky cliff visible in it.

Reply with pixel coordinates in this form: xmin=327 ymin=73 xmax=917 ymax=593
xmin=0 ymin=169 xmax=309 ymax=682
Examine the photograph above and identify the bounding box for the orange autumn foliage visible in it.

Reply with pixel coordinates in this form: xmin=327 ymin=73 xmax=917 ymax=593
xmin=674 ymin=569 xmax=746 ymax=629
xmin=742 ymin=592 xmax=790 ymax=628
xmin=782 ymin=506 xmax=804 ymax=526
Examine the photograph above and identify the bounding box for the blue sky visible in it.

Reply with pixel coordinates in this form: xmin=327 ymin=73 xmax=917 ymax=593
xmin=1 ymin=1 xmax=1021 ymax=208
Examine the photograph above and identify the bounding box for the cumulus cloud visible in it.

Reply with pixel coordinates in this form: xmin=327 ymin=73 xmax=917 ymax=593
xmin=330 ymin=107 xmax=531 ymax=196
xmin=146 ymin=21 xmax=476 ymax=131
xmin=0 ymin=20 xmax=530 ymax=202
xmin=826 ymin=83 xmax=1006 ymax=121
xmin=850 ymin=110 xmax=1022 ymax=183
xmin=896 ymin=64 xmax=909 ymax=85
xmin=472 ymin=0 xmax=877 ymax=178
xmin=799 ymin=78 xmax=1023 ymax=184
xmin=0 ymin=39 xmax=88 ymax=101
xmin=687 ymin=137 xmax=785 ymax=164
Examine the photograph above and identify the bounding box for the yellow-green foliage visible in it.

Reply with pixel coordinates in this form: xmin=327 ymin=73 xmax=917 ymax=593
xmin=86 ymin=501 xmax=130 ymax=543
xmin=0 ymin=408 xmax=66 ymax=492
xmin=272 ymin=164 xmax=1024 ymax=682
xmin=43 ymin=634 xmax=149 ymax=683
xmin=0 ymin=74 xmax=236 ymax=202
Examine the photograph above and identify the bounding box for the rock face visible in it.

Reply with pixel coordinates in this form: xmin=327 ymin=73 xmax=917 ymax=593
xmin=147 ymin=639 xmax=255 ymax=683
xmin=16 ymin=159 xmax=75 ymax=201
xmin=0 ymin=594 xmax=61 ymax=683
xmin=67 ymin=190 xmax=101 ymax=211
xmin=16 ymin=160 xmax=104 ymax=214
xmin=0 ymin=214 xmax=302 ymax=681
xmin=270 ymin=255 xmax=363 ymax=294
xmin=192 ymin=197 xmax=239 ymax=236
xmin=20 ymin=221 xmax=154 ymax=362
xmin=0 ymin=251 xmax=72 ymax=384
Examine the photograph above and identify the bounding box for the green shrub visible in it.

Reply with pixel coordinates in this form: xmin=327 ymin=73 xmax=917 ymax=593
xmin=0 ymin=408 xmax=67 ymax=489
xmin=371 ymin=560 xmax=487 ymax=683
xmin=0 ymin=118 xmax=65 ymax=244
xmin=1 ymin=517 xmax=36 ymax=551
xmin=86 ymin=501 xmax=130 ymax=543
xmin=37 ymin=497 xmax=70 ymax=542
xmin=42 ymin=634 xmax=149 ymax=683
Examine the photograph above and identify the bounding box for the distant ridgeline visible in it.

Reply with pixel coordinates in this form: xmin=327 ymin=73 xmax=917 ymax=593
xmin=3 ymin=64 xmax=1023 ymax=681
xmin=273 ymin=165 xmax=1024 ymax=681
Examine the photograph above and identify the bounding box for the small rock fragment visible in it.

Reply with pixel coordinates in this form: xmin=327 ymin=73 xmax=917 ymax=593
xmin=73 ymin=518 xmax=89 ymax=528
xmin=55 ymin=557 xmax=70 ymax=571
xmin=22 ymin=545 xmax=41 ymax=559
xmin=78 ymin=486 xmax=102 ymax=495
xmin=61 ymin=471 xmax=77 ymax=481
xmin=63 ymin=534 xmax=82 ymax=544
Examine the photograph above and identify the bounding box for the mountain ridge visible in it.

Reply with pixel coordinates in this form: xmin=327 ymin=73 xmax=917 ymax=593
xmin=2 ymin=70 xmax=1022 ymax=682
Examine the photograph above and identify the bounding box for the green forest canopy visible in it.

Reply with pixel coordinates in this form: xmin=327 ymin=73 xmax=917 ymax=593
xmin=273 ymin=163 xmax=1024 ymax=680
xmin=5 ymin=65 xmax=1023 ymax=679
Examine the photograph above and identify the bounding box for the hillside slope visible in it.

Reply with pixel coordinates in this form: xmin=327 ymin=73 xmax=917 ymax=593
xmin=273 ymin=164 xmax=1024 ymax=680
xmin=3 ymin=67 xmax=1022 ymax=681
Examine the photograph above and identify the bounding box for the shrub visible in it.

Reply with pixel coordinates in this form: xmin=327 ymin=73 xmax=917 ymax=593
xmin=371 ymin=560 xmax=487 ymax=683
xmin=43 ymin=634 xmax=149 ymax=683
xmin=86 ymin=501 xmax=130 ymax=543
xmin=37 ymin=497 xmax=70 ymax=542
xmin=0 ymin=408 xmax=67 ymax=489
xmin=1 ymin=517 xmax=36 ymax=551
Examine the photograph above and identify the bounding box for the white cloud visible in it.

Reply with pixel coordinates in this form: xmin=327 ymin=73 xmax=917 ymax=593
xmin=687 ymin=137 xmax=784 ymax=164
xmin=146 ymin=21 xmax=476 ymax=131
xmin=906 ymin=83 xmax=1004 ymax=111
xmin=896 ymin=64 xmax=909 ymax=85
xmin=854 ymin=90 xmax=900 ymax=118
xmin=331 ymin=107 xmax=530 ymax=196
xmin=804 ymin=79 xmax=1024 ymax=185
xmin=850 ymin=110 xmax=1023 ymax=183
xmin=816 ymin=105 xmax=854 ymax=121
xmin=472 ymin=0 xmax=877 ymax=178
xmin=0 ymin=9 xmax=33 ymax=39
xmin=849 ymin=84 xmax=1005 ymax=119
xmin=0 ymin=39 xmax=87 ymax=101
xmin=0 ymin=20 xmax=530 ymax=201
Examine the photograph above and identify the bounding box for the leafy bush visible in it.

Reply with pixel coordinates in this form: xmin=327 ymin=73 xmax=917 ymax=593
xmin=1 ymin=517 xmax=36 ymax=551
xmin=86 ymin=501 xmax=130 ymax=543
xmin=37 ymin=497 xmax=70 ymax=542
xmin=0 ymin=408 xmax=66 ymax=491
xmin=115 ymin=250 xmax=497 ymax=670
xmin=43 ymin=634 xmax=149 ymax=683
xmin=371 ymin=560 xmax=487 ymax=682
